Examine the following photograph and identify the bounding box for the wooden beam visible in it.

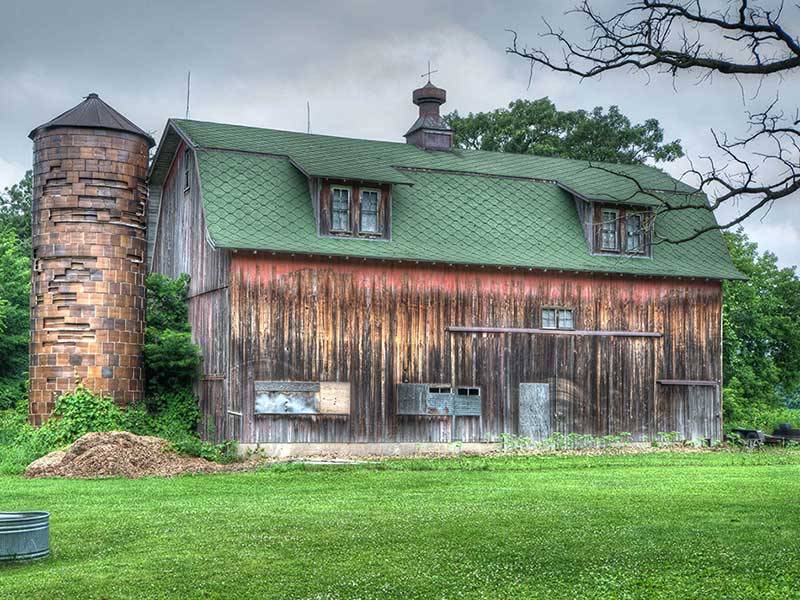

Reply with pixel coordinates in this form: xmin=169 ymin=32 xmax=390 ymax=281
xmin=446 ymin=326 xmax=662 ymax=338
xmin=657 ymin=379 xmax=718 ymax=386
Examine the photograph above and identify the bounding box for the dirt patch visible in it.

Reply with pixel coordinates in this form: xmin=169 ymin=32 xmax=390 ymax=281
xmin=25 ymin=431 xmax=232 ymax=479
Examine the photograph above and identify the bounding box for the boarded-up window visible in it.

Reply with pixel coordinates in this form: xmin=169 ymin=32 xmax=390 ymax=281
xmin=360 ymin=189 xmax=380 ymax=233
xmin=626 ymin=213 xmax=645 ymax=253
xmin=254 ymin=381 xmax=350 ymax=415
xmin=331 ymin=187 xmax=351 ymax=232
xmin=600 ymin=209 xmax=619 ymax=251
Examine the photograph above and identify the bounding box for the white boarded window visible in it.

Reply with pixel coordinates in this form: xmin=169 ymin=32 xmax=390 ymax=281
xmin=600 ymin=209 xmax=619 ymax=251
xmin=626 ymin=213 xmax=645 ymax=253
xmin=360 ymin=189 xmax=379 ymax=233
xmin=331 ymin=187 xmax=351 ymax=232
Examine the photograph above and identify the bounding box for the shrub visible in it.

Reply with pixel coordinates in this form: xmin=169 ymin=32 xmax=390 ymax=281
xmin=144 ymin=273 xmax=202 ymax=396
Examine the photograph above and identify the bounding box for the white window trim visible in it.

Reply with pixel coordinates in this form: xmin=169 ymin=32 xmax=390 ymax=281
xmin=358 ymin=188 xmax=381 ymax=234
xmin=600 ymin=208 xmax=620 ymax=251
xmin=330 ymin=186 xmax=352 ymax=233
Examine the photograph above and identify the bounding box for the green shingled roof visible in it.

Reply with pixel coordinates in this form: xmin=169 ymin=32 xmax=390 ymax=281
xmin=168 ymin=119 xmax=742 ymax=280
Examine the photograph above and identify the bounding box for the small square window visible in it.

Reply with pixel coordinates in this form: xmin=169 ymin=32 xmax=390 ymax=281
xmin=600 ymin=209 xmax=619 ymax=251
xmin=558 ymin=309 xmax=574 ymax=330
xmin=331 ymin=187 xmax=351 ymax=232
xmin=542 ymin=307 xmax=574 ymax=330
xmin=360 ymin=190 xmax=380 ymax=233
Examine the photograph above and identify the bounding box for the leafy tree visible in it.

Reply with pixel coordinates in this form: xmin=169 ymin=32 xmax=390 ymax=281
xmin=445 ymin=98 xmax=683 ymax=164
xmin=722 ymin=230 xmax=800 ymax=425
xmin=0 ymin=227 xmax=31 ymax=409
xmin=144 ymin=273 xmax=202 ymax=398
xmin=0 ymin=170 xmax=32 ymax=246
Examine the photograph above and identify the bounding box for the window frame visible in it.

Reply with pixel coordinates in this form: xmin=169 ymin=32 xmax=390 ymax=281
xmin=330 ymin=186 xmax=352 ymax=233
xmin=541 ymin=306 xmax=575 ymax=330
xmin=599 ymin=208 xmax=620 ymax=252
xmin=358 ymin=188 xmax=381 ymax=235
xmin=182 ymin=148 xmax=191 ymax=193
xmin=625 ymin=211 xmax=646 ymax=254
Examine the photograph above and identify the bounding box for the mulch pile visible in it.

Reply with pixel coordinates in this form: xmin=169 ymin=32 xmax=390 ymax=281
xmin=25 ymin=431 xmax=231 ymax=479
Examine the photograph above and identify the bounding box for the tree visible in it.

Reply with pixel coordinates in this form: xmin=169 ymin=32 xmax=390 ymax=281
xmin=445 ymin=97 xmax=683 ymax=164
xmin=0 ymin=170 xmax=32 ymax=247
xmin=507 ymin=1 xmax=799 ymax=238
xmin=722 ymin=229 xmax=800 ymax=423
xmin=0 ymin=227 xmax=31 ymax=409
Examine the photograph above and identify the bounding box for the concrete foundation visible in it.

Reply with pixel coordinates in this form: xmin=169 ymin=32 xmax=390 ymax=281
xmin=238 ymin=442 xmax=502 ymax=459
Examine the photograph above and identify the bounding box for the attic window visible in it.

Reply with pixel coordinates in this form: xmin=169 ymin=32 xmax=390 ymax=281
xmin=542 ymin=307 xmax=574 ymax=330
xmin=331 ymin=187 xmax=351 ymax=232
xmin=600 ymin=209 xmax=619 ymax=251
xmin=626 ymin=213 xmax=645 ymax=253
xmin=183 ymin=148 xmax=191 ymax=192
xmin=359 ymin=189 xmax=380 ymax=233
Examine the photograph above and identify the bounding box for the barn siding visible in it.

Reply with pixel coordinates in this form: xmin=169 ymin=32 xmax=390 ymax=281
xmin=150 ymin=145 xmax=231 ymax=441
xmin=229 ymin=254 xmax=722 ymax=444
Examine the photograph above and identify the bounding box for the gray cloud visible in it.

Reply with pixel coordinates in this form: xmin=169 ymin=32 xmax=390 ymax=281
xmin=1 ymin=0 xmax=797 ymax=266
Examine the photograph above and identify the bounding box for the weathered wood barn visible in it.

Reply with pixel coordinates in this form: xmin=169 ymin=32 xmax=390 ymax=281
xmin=147 ymin=80 xmax=742 ymax=447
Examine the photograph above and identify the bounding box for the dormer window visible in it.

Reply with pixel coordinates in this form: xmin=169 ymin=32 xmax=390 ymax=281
xmin=592 ymin=204 xmax=651 ymax=257
xmin=320 ymin=181 xmax=391 ymax=240
xmin=331 ymin=187 xmax=351 ymax=232
xmin=359 ymin=189 xmax=380 ymax=234
xmin=600 ymin=209 xmax=619 ymax=251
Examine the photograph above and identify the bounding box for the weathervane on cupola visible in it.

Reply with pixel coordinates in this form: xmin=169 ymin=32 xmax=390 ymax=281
xmin=404 ymin=61 xmax=453 ymax=151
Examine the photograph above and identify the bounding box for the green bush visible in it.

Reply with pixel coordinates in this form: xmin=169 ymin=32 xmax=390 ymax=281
xmin=724 ymin=377 xmax=800 ymax=433
xmin=144 ymin=273 xmax=202 ymax=396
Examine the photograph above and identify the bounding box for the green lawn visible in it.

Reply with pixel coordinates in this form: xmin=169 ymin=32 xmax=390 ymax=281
xmin=1 ymin=451 xmax=799 ymax=599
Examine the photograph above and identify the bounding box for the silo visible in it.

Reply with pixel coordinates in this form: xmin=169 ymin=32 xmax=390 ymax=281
xmin=28 ymin=94 xmax=154 ymax=424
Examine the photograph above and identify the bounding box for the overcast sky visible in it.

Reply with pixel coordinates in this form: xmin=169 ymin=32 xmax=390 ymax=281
xmin=2 ymin=0 xmax=798 ymax=267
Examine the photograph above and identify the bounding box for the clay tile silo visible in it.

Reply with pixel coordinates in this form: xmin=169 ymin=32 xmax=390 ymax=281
xmin=28 ymin=94 xmax=155 ymax=425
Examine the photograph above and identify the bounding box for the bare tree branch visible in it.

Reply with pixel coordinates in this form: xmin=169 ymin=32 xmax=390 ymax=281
xmin=507 ymin=1 xmax=800 ymax=242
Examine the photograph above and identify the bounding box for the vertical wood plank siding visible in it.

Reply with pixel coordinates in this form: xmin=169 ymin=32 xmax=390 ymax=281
xmin=150 ymin=145 xmax=231 ymax=441
xmin=229 ymin=255 xmax=722 ymax=443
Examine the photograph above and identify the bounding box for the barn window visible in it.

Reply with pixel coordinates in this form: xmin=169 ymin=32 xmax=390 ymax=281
xmin=626 ymin=213 xmax=645 ymax=253
xmin=600 ymin=209 xmax=619 ymax=251
xmin=331 ymin=187 xmax=351 ymax=232
xmin=359 ymin=189 xmax=380 ymax=233
xmin=183 ymin=148 xmax=191 ymax=192
xmin=542 ymin=307 xmax=574 ymax=330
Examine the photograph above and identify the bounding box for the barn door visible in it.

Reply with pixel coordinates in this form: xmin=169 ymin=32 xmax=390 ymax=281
xmin=686 ymin=385 xmax=719 ymax=441
xmin=518 ymin=383 xmax=551 ymax=441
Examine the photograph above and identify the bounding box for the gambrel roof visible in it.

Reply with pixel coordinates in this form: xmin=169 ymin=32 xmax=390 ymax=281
xmin=148 ymin=118 xmax=743 ymax=280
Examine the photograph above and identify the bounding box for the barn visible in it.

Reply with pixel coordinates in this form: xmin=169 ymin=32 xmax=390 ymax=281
xmin=143 ymin=80 xmax=742 ymax=450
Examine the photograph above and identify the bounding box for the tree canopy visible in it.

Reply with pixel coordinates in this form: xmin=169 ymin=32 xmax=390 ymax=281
xmin=444 ymin=98 xmax=683 ymax=164
xmin=722 ymin=230 xmax=800 ymax=427
xmin=0 ymin=170 xmax=32 ymax=247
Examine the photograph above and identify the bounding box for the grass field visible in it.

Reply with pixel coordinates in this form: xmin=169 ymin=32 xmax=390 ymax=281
xmin=1 ymin=450 xmax=799 ymax=599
